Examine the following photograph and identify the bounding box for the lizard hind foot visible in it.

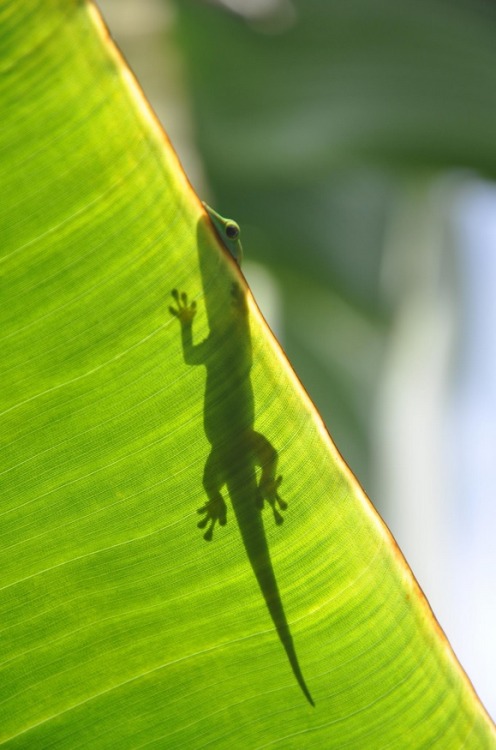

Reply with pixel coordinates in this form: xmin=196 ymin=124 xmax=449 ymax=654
xmin=277 ymin=496 xmax=288 ymax=512
xmin=197 ymin=496 xmax=227 ymax=541
xmin=197 ymin=515 xmax=214 ymax=541
xmin=260 ymin=474 xmax=288 ymax=525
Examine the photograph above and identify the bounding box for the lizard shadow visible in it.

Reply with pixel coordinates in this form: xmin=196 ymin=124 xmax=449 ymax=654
xmin=169 ymin=213 xmax=314 ymax=706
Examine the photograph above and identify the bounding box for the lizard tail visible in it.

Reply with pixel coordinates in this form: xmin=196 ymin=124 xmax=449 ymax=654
xmin=230 ymin=489 xmax=315 ymax=706
xmin=262 ymin=585 xmax=315 ymax=707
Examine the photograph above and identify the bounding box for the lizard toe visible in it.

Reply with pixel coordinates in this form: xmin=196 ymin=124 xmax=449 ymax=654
xmin=203 ymin=526 xmax=214 ymax=542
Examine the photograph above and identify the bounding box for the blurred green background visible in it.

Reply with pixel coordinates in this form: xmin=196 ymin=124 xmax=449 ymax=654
xmin=97 ymin=0 xmax=495 ymax=717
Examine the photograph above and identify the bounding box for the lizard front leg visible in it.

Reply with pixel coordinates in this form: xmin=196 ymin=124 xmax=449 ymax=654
xmin=169 ymin=289 xmax=208 ymax=367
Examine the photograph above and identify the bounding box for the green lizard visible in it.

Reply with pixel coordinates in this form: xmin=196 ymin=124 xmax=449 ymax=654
xmin=169 ymin=204 xmax=314 ymax=706
xmin=201 ymin=202 xmax=243 ymax=265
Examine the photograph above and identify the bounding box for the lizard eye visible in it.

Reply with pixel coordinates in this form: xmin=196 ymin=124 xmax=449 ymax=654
xmin=225 ymin=222 xmax=240 ymax=240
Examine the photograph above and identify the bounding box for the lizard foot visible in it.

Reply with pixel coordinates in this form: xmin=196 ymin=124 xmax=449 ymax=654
xmin=169 ymin=289 xmax=197 ymax=325
xmin=197 ymin=495 xmax=227 ymax=541
xmin=259 ymin=475 xmax=287 ymax=525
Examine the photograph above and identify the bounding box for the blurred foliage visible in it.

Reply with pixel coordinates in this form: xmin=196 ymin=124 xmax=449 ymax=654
xmin=173 ymin=0 xmax=496 ymax=493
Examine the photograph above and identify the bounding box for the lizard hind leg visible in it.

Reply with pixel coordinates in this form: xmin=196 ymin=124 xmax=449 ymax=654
xmin=198 ymin=448 xmax=227 ymax=541
xmin=262 ymin=475 xmax=286 ymax=525
xmin=197 ymin=493 xmax=227 ymax=541
xmin=251 ymin=431 xmax=288 ymax=525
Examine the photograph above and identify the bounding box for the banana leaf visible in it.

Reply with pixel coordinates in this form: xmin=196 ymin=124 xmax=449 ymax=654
xmin=0 ymin=1 xmax=494 ymax=746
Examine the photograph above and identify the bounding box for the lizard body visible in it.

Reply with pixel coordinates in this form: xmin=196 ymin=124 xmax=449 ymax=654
xmin=169 ymin=206 xmax=313 ymax=705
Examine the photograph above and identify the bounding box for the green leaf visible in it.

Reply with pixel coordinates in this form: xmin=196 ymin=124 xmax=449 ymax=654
xmin=0 ymin=1 xmax=494 ymax=747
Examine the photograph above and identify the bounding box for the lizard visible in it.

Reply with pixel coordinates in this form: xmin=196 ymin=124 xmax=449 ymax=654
xmin=169 ymin=203 xmax=314 ymax=706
